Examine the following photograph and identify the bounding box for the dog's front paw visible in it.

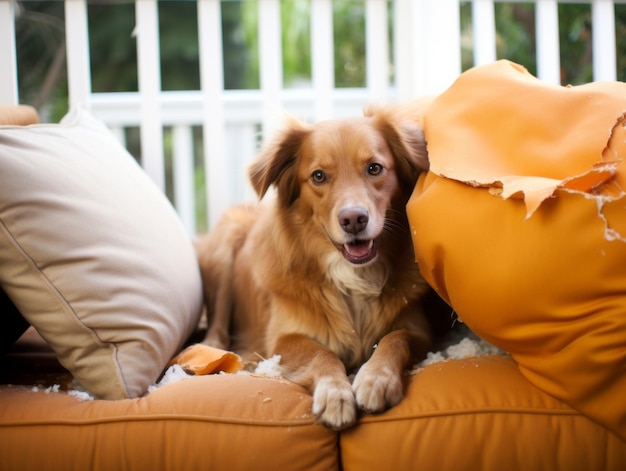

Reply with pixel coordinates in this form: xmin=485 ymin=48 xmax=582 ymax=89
xmin=312 ymin=377 xmax=357 ymax=430
xmin=353 ymin=364 xmax=403 ymax=414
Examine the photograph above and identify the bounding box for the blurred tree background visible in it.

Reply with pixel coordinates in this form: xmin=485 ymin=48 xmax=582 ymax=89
xmin=14 ymin=0 xmax=626 ymax=122
xmin=11 ymin=0 xmax=626 ymax=230
xmin=460 ymin=1 xmax=598 ymax=85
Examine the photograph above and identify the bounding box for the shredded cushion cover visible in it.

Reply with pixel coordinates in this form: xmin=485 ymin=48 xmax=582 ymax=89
xmin=408 ymin=60 xmax=626 ymax=441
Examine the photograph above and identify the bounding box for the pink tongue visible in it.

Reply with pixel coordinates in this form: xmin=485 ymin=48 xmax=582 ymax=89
xmin=345 ymin=241 xmax=371 ymax=257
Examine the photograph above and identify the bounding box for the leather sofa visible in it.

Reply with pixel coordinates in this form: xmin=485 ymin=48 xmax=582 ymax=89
xmin=3 ymin=327 xmax=623 ymax=470
xmin=2 ymin=58 xmax=626 ymax=470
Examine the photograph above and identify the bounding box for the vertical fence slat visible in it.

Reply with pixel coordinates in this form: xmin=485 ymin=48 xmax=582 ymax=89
xmin=259 ymin=0 xmax=283 ymax=137
xmin=198 ymin=0 xmax=227 ymax=229
xmin=173 ymin=125 xmax=196 ymax=235
xmin=225 ymin=124 xmax=258 ymax=204
xmin=412 ymin=0 xmax=462 ymax=97
xmin=592 ymin=0 xmax=617 ymax=81
xmin=135 ymin=0 xmax=165 ymax=191
xmin=64 ymin=0 xmax=91 ymax=108
xmin=392 ymin=0 xmax=414 ymax=101
xmin=535 ymin=0 xmax=561 ymax=84
xmin=472 ymin=0 xmax=497 ymax=66
xmin=311 ymin=0 xmax=334 ymax=120
xmin=365 ymin=0 xmax=389 ymax=102
xmin=410 ymin=0 xmax=429 ymax=97
xmin=0 ymin=0 xmax=19 ymax=104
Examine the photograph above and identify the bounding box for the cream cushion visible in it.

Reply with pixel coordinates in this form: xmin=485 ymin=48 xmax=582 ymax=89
xmin=0 ymin=106 xmax=203 ymax=399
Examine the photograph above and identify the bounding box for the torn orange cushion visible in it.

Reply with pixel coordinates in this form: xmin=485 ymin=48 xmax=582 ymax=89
xmin=171 ymin=344 xmax=243 ymax=375
xmin=424 ymin=60 xmax=626 ymax=217
xmin=408 ymin=60 xmax=626 ymax=441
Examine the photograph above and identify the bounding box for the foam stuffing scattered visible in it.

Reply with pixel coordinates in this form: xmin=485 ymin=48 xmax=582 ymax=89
xmin=148 ymin=364 xmax=193 ymax=393
xmin=148 ymin=354 xmax=285 ymax=393
xmin=68 ymin=389 xmax=94 ymax=401
xmin=412 ymin=337 xmax=503 ymax=374
xmin=147 ymin=337 xmax=502 ymax=392
xmin=251 ymin=355 xmax=282 ymax=378
xmin=27 ymin=383 xmax=94 ymax=401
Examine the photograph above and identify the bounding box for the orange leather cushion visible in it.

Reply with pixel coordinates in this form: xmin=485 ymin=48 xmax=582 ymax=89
xmin=407 ymin=60 xmax=626 ymax=441
xmin=0 ymin=375 xmax=337 ymax=470
xmin=342 ymin=357 xmax=626 ymax=469
xmin=3 ymin=356 xmax=623 ymax=470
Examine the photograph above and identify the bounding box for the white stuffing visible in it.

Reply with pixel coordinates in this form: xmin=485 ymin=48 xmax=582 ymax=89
xmin=67 ymin=389 xmax=94 ymax=401
xmin=148 ymin=364 xmax=193 ymax=393
xmin=146 ymin=336 xmax=501 ymax=393
xmin=251 ymin=355 xmax=282 ymax=378
xmin=19 ymin=354 xmax=284 ymax=398
xmin=44 ymin=384 xmax=61 ymax=394
xmin=65 ymin=379 xmax=94 ymax=400
xmin=147 ymin=356 xmax=285 ymax=394
xmin=447 ymin=337 xmax=502 ymax=359
xmin=26 ymin=383 xmax=94 ymax=401
xmin=22 ymin=334 xmax=500 ymax=398
xmin=412 ymin=336 xmax=504 ymax=374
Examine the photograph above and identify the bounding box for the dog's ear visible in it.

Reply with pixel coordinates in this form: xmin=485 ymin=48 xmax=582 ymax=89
xmin=248 ymin=117 xmax=311 ymax=206
xmin=365 ymin=103 xmax=430 ymax=193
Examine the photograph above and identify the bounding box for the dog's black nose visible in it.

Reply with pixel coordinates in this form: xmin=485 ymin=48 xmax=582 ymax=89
xmin=338 ymin=206 xmax=369 ymax=234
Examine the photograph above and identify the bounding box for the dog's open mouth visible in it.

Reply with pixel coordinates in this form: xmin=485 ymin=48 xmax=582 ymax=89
xmin=338 ymin=238 xmax=380 ymax=265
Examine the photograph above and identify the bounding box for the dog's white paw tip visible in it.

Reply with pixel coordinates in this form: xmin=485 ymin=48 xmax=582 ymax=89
xmin=353 ymin=366 xmax=403 ymax=414
xmin=313 ymin=379 xmax=357 ymax=430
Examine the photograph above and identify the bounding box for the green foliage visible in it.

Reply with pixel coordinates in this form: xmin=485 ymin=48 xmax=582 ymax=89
xmin=89 ymin=0 xmax=249 ymax=91
xmin=239 ymin=0 xmax=259 ymax=88
xmin=240 ymin=0 xmax=313 ymax=88
xmin=17 ymin=0 xmax=624 ymax=113
xmin=615 ymin=5 xmax=626 ymax=83
xmin=241 ymin=0 xmax=369 ymax=88
xmin=158 ymin=1 xmax=201 ymax=90
xmin=15 ymin=1 xmax=68 ymax=121
xmin=333 ymin=0 xmax=366 ymax=87
xmin=460 ymin=1 xmax=598 ymax=85
xmin=459 ymin=2 xmax=538 ymax=75
xmin=558 ymin=2 xmax=593 ymax=85
xmin=460 ymin=2 xmax=473 ymax=71
xmin=495 ymin=2 xmax=537 ymax=76
xmin=222 ymin=1 xmax=253 ymax=89
xmin=88 ymin=2 xmax=137 ymax=92
xmin=282 ymin=0 xmax=312 ymax=86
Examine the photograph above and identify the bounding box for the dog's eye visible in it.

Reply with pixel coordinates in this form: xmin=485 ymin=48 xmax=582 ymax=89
xmin=367 ymin=163 xmax=384 ymax=176
xmin=311 ymin=170 xmax=327 ymax=184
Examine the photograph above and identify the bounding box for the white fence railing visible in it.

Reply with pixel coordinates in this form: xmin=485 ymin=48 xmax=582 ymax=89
xmin=1 ymin=0 xmax=623 ymax=233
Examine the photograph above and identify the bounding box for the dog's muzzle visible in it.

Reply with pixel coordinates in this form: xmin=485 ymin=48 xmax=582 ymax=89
xmin=335 ymin=206 xmax=380 ymax=265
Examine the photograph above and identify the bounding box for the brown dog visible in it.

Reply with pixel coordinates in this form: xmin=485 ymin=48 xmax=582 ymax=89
xmin=195 ymin=101 xmax=433 ymax=430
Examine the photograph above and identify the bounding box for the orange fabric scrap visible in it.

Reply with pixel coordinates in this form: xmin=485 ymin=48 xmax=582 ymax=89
xmin=170 ymin=344 xmax=243 ymax=375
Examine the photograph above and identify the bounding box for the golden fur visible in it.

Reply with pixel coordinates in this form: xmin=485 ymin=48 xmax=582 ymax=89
xmin=195 ymin=100 xmax=433 ymax=430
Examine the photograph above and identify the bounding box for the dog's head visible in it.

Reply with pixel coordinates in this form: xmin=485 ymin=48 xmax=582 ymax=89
xmin=249 ymin=106 xmax=428 ymax=266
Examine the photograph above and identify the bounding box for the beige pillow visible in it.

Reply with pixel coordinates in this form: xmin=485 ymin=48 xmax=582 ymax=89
xmin=0 ymin=107 xmax=203 ymax=399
